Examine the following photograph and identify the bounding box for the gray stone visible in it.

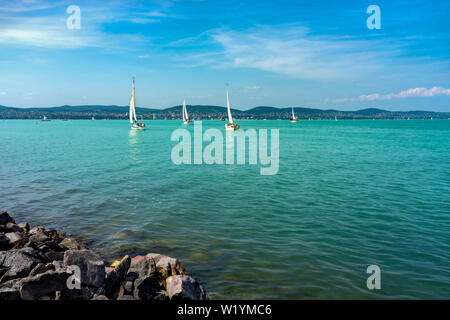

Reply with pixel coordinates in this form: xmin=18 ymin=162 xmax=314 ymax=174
xmin=59 ymin=286 xmax=96 ymax=300
xmin=17 ymin=222 xmax=30 ymax=232
xmin=63 ymin=249 xmax=105 ymax=287
xmin=91 ymin=294 xmax=109 ymax=300
xmin=0 ymin=286 xmax=20 ymax=300
xmin=29 ymin=232 xmax=50 ymax=245
xmin=6 ymin=223 xmax=23 ymax=233
xmin=0 ymin=247 xmax=41 ymax=283
xmin=146 ymin=253 xmax=186 ymax=279
xmin=129 ymin=255 xmax=156 ymax=277
xmin=19 ymin=271 xmax=70 ymax=300
xmin=5 ymin=232 xmax=24 ymax=244
xmin=0 ymin=234 xmax=10 ymax=250
xmin=28 ymin=226 xmax=45 ymax=235
xmin=59 ymin=238 xmax=84 ymax=251
xmin=166 ymin=275 xmax=207 ymax=300
xmin=117 ymin=294 xmax=136 ymax=300
xmin=133 ymin=275 xmax=161 ymax=300
xmin=104 ymin=255 xmax=130 ymax=298
xmin=0 ymin=212 xmax=14 ymax=225
xmin=29 ymin=263 xmax=54 ymax=277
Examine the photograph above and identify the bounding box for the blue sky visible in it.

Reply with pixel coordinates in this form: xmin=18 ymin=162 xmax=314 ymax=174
xmin=0 ymin=0 xmax=449 ymax=111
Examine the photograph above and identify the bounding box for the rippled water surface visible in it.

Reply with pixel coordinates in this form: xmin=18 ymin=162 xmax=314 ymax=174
xmin=1 ymin=119 xmax=449 ymax=299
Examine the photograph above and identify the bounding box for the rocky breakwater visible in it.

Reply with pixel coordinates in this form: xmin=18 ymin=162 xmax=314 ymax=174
xmin=0 ymin=211 xmax=207 ymax=300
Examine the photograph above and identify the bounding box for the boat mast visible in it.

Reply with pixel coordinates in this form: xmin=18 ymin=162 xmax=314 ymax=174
xmin=227 ymin=84 xmax=233 ymax=124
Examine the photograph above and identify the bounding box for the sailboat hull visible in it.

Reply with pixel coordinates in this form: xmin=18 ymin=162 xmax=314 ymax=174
xmin=183 ymin=120 xmax=192 ymax=125
xmin=225 ymin=123 xmax=239 ymax=131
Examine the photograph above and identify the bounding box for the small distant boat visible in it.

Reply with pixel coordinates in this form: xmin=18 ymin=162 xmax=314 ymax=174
xmin=129 ymin=77 xmax=146 ymax=130
xmin=63 ymin=118 xmax=68 ymax=121
xmin=41 ymin=116 xmax=50 ymax=122
xmin=91 ymin=117 xmax=95 ymax=121
xmin=182 ymin=98 xmax=192 ymax=125
xmin=225 ymin=85 xmax=239 ymax=131
xmin=290 ymin=106 xmax=298 ymax=122
xmin=335 ymin=116 xmax=338 ymax=121
xmin=430 ymin=117 xmax=433 ymax=120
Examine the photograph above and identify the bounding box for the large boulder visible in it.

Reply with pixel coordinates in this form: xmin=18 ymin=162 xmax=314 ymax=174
xmin=0 ymin=234 xmax=10 ymax=250
xmin=0 ymin=212 xmax=14 ymax=225
xmin=19 ymin=271 xmax=70 ymax=300
xmin=146 ymin=253 xmax=186 ymax=280
xmin=166 ymin=275 xmax=207 ymax=300
xmin=63 ymin=249 xmax=105 ymax=287
xmin=4 ymin=232 xmax=24 ymax=244
xmin=103 ymin=255 xmax=130 ymax=298
xmin=0 ymin=247 xmax=41 ymax=283
xmin=59 ymin=238 xmax=84 ymax=251
xmin=0 ymin=286 xmax=20 ymax=300
xmin=133 ymin=274 xmax=161 ymax=300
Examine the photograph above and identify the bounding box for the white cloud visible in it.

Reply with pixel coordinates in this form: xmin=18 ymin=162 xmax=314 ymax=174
xmin=138 ymin=54 xmax=151 ymax=59
xmin=0 ymin=91 xmax=7 ymax=95
xmin=334 ymin=87 xmax=450 ymax=103
xmin=175 ymin=25 xmax=395 ymax=80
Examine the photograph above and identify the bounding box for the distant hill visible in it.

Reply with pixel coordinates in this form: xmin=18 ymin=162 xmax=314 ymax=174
xmin=0 ymin=104 xmax=448 ymax=120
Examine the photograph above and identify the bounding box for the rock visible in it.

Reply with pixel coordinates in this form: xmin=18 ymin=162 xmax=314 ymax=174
xmin=29 ymin=263 xmax=54 ymax=277
xmin=6 ymin=223 xmax=23 ymax=233
xmin=17 ymin=222 xmax=30 ymax=232
xmin=91 ymin=295 xmax=109 ymax=300
xmin=29 ymin=232 xmax=50 ymax=245
xmin=0 ymin=247 xmax=41 ymax=283
xmin=129 ymin=255 xmax=156 ymax=277
xmin=0 ymin=286 xmax=20 ymax=300
xmin=63 ymin=249 xmax=105 ymax=287
xmin=52 ymin=260 xmax=64 ymax=272
xmin=104 ymin=255 xmax=130 ymax=298
xmin=29 ymin=226 xmax=45 ymax=235
xmin=46 ymin=229 xmax=59 ymax=240
xmin=59 ymin=238 xmax=84 ymax=251
xmin=0 ymin=234 xmax=10 ymax=250
xmin=19 ymin=271 xmax=70 ymax=300
xmin=59 ymin=286 xmax=96 ymax=300
xmin=117 ymin=294 xmax=136 ymax=300
xmin=118 ymin=280 xmax=134 ymax=296
xmin=0 ymin=212 xmax=14 ymax=225
xmin=154 ymin=291 xmax=170 ymax=301
xmin=166 ymin=275 xmax=207 ymax=300
xmin=133 ymin=275 xmax=161 ymax=300
xmin=146 ymin=253 xmax=186 ymax=280
xmin=5 ymin=232 xmax=24 ymax=244
xmin=43 ymin=251 xmax=64 ymax=262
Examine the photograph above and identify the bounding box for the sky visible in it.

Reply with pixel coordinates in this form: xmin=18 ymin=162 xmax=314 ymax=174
xmin=0 ymin=0 xmax=449 ymax=111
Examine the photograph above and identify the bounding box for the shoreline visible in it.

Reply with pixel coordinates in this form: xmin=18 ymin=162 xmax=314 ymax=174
xmin=0 ymin=211 xmax=207 ymax=300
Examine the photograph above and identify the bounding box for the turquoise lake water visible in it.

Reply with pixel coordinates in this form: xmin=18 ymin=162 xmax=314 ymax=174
xmin=1 ymin=119 xmax=449 ymax=299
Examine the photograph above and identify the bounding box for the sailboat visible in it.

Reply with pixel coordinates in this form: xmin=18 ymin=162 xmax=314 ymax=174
xmin=182 ymin=98 xmax=192 ymax=125
xmin=335 ymin=116 xmax=338 ymax=121
xmin=41 ymin=116 xmax=50 ymax=122
xmin=225 ymin=85 xmax=239 ymax=131
xmin=290 ymin=106 xmax=298 ymax=122
xmin=129 ymin=77 xmax=146 ymax=130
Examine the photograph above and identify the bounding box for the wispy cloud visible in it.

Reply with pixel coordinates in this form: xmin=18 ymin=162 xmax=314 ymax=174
xmin=333 ymin=87 xmax=450 ymax=103
xmin=174 ymin=24 xmax=400 ymax=80
xmin=0 ymin=91 xmax=7 ymax=95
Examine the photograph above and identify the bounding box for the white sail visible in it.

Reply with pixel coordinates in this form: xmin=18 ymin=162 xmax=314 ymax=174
xmin=129 ymin=78 xmax=137 ymax=124
xmin=227 ymin=85 xmax=233 ymax=123
xmin=291 ymin=106 xmax=296 ymax=120
xmin=183 ymin=99 xmax=189 ymax=122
